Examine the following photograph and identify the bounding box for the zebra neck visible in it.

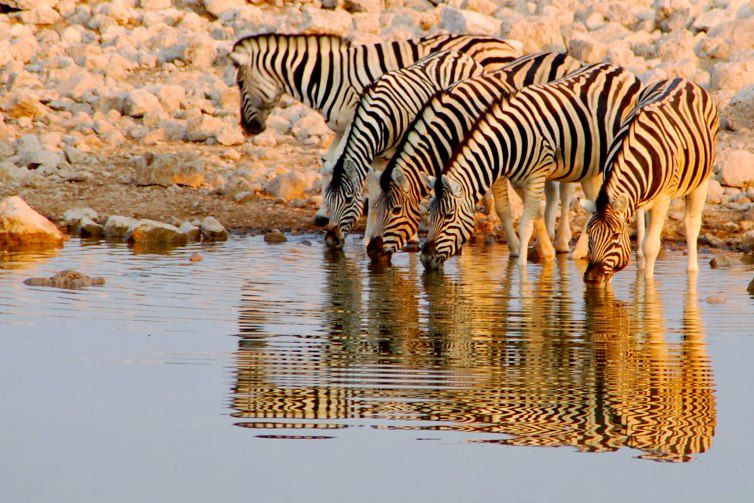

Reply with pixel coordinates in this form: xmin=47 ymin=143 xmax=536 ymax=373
xmin=603 ymin=182 xmax=639 ymax=217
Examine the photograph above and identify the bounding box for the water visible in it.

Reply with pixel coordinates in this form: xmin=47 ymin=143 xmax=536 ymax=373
xmin=0 ymin=236 xmax=752 ymax=502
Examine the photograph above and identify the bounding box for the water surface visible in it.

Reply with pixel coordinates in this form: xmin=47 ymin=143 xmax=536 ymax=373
xmin=0 ymin=237 xmax=752 ymax=502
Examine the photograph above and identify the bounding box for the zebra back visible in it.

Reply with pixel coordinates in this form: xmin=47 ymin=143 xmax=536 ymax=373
xmin=599 ymin=78 xmax=719 ymax=216
xmin=231 ymin=33 xmax=522 ymax=133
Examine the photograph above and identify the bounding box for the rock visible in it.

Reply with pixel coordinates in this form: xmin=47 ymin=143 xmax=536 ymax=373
xmin=705 ymin=294 xmax=727 ymax=304
xmin=3 ymin=93 xmax=48 ymax=121
xmin=748 ymin=277 xmax=754 ymax=294
xmin=0 ymin=196 xmax=67 ymax=249
xmin=58 ymin=72 xmax=105 ymax=102
xmin=724 ymin=85 xmax=754 ymax=131
xmin=24 ymin=270 xmax=105 ymax=289
xmin=701 ymin=233 xmax=726 ymax=248
xmin=140 ymin=0 xmax=172 ymax=9
xmin=179 ymin=221 xmax=201 ymax=241
xmin=709 ymin=19 xmax=754 ymax=51
xmin=199 ymin=216 xmax=228 ymax=241
xmin=297 ymin=6 xmax=354 ymax=36
xmin=156 ymin=85 xmax=186 ymax=111
xmin=504 ymin=16 xmax=564 ymax=53
xmin=123 ymin=89 xmax=162 ymax=118
xmin=15 ymin=134 xmax=64 ymax=170
xmin=569 ymin=35 xmax=607 ymax=64
xmin=709 ymin=255 xmax=733 ymax=268
xmin=439 ymin=5 xmax=502 ymax=36
xmin=300 ymin=239 xmax=312 ymax=247
xmin=718 ymin=150 xmax=754 ymax=188
xmin=710 ymin=60 xmax=754 ymax=91
xmin=216 ymin=126 xmax=244 ymax=146
xmin=265 ymin=171 xmax=309 ymax=201
xmin=189 ymin=252 xmax=204 ymax=262
xmin=63 ymin=146 xmax=91 ymax=165
xmin=345 ymin=0 xmax=382 ymax=13
xmin=134 ymin=153 xmax=207 ymax=188
xmin=187 ymin=114 xmax=224 ymax=142
xmin=743 ymin=230 xmax=754 ymax=251
xmin=0 ymin=162 xmax=31 ymax=184
xmin=203 ymin=0 xmax=245 ymax=17
xmin=126 ymin=219 xmax=189 ymax=246
xmin=706 ymin=179 xmax=724 ymax=204
xmin=264 ymin=229 xmax=287 ymax=244
xmin=103 ymin=215 xmax=138 ymax=239
xmin=78 ymin=217 xmax=104 ymax=238
xmin=62 ymin=207 xmax=98 ymax=226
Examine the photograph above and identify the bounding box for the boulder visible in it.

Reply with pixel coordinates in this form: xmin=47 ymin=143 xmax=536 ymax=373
xmin=125 ymin=219 xmax=189 ymax=246
xmin=709 ymin=19 xmax=754 ymax=51
xmin=743 ymin=230 xmax=754 ymax=251
xmin=345 ymin=0 xmax=382 ymax=13
xmin=123 ymin=89 xmax=162 ymax=118
xmin=58 ymin=72 xmax=105 ymax=102
xmin=24 ymin=270 xmax=105 ymax=289
xmin=203 ymin=0 xmax=245 ymax=17
xmin=140 ymin=0 xmax=172 ymax=9
xmin=718 ymin=150 xmax=754 ymax=188
xmin=62 ymin=207 xmax=98 ymax=229
xmin=0 ymin=196 xmax=67 ymax=249
xmin=706 ymin=179 xmax=724 ymax=204
xmin=297 ymin=6 xmax=354 ymax=36
xmin=134 ymin=153 xmax=207 ymax=188
xmin=569 ymin=35 xmax=607 ymax=64
xmin=748 ymin=276 xmax=754 ymax=295
xmin=78 ymin=217 xmax=104 ymax=238
xmin=200 ymin=216 xmax=228 ymax=241
xmin=265 ymin=171 xmax=309 ymax=201
xmin=723 ymin=85 xmax=754 ymax=131
xmin=179 ymin=221 xmax=201 ymax=241
xmin=156 ymin=85 xmax=186 ymax=111
xmin=103 ymin=215 xmax=138 ymax=239
xmin=710 ymin=60 xmax=754 ymax=91
xmin=187 ymin=114 xmax=224 ymax=142
xmin=504 ymin=16 xmax=564 ymax=53
xmin=438 ymin=5 xmax=501 ymax=36
xmin=215 ymin=126 xmax=245 ymax=146
xmin=264 ymin=229 xmax=287 ymax=244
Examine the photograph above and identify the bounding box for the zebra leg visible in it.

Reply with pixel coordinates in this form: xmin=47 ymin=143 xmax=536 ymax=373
xmin=491 ymin=178 xmax=520 ymax=256
xmin=571 ymin=175 xmax=603 ymax=259
xmin=555 ymin=183 xmax=574 ymax=253
xmin=636 ymin=209 xmax=646 ymax=268
xmin=684 ymin=179 xmax=708 ymax=273
xmin=518 ymin=178 xmax=553 ymax=267
xmin=544 ymin=181 xmax=558 ymax=240
xmin=643 ymin=195 xmax=671 ymax=280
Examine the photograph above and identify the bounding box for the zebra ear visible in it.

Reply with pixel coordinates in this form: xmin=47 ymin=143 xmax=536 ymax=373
xmin=580 ymin=198 xmax=596 ymax=214
xmin=391 ymin=167 xmax=409 ymax=192
xmin=441 ymin=174 xmax=462 ymax=197
xmin=610 ymin=193 xmax=629 ymax=215
xmin=423 ymin=173 xmax=437 ymax=191
xmin=344 ymin=158 xmax=358 ymax=179
xmin=230 ymin=50 xmax=248 ymax=67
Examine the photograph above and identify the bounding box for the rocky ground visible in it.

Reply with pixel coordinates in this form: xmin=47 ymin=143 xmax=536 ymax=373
xmin=1 ymin=0 xmax=754 ymax=252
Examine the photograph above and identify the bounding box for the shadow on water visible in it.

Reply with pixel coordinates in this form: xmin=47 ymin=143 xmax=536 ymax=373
xmin=232 ymin=247 xmax=716 ymax=462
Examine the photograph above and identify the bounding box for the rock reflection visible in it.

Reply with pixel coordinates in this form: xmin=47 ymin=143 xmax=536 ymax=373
xmin=231 ymin=253 xmax=715 ymax=462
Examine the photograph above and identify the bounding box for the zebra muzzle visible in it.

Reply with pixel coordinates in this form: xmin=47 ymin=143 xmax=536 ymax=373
xmin=325 ymin=227 xmax=345 ymax=250
xmin=583 ymin=263 xmax=612 ymax=285
xmin=366 ymin=237 xmax=391 ymax=262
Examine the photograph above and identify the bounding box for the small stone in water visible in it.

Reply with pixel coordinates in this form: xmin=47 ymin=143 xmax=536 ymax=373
xmin=24 ymin=270 xmax=105 ymax=289
xmin=189 ymin=252 xmax=204 ymax=262
xmin=709 ymin=255 xmax=733 ymax=269
xmin=300 ymin=239 xmax=312 ymax=247
xmin=705 ymin=294 xmax=727 ymax=304
xmin=264 ymin=229 xmax=287 ymax=244
xmin=748 ymin=277 xmax=754 ymax=294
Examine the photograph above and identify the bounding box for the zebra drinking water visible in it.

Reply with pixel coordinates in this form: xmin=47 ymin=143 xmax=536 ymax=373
xmin=362 ymin=52 xmax=583 ymax=261
xmin=582 ymin=78 xmax=719 ymax=284
xmin=316 ymin=50 xmax=489 ymax=249
xmin=420 ymin=63 xmax=641 ymax=270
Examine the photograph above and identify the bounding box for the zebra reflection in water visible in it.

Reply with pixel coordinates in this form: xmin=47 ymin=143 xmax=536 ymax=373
xmin=231 ymin=251 xmax=714 ymax=462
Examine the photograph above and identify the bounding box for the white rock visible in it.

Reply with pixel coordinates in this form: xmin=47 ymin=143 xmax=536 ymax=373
xmin=706 ymin=179 xmax=724 ymax=204
xmin=718 ymin=150 xmax=754 ymax=188
xmin=216 ymin=126 xmax=245 ymax=146
xmin=710 ymin=60 xmax=754 ymax=91
xmin=291 ymin=115 xmax=332 ymax=142
xmin=134 ymin=153 xmax=207 ymax=188
xmin=504 ymin=16 xmax=564 ymax=53
xmin=345 ymin=0 xmax=382 ymax=13
xmin=439 ymin=5 xmax=502 ymax=36
xmin=124 ymin=89 xmax=162 ymax=118
xmin=692 ymin=8 xmax=730 ymax=32
xmin=199 ymin=216 xmax=228 ymax=241
xmin=709 ymin=19 xmax=754 ymax=50
xmin=58 ymin=72 xmax=105 ymax=102
xmin=18 ymin=6 xmax=61 ymax=25
xmin=265 ymin=171 xmax=309 ymax=201
xmin=203 ymin=0 xmax=245 ymax=17
xmin=723 ymin=85 xmax=754 ymax=131
xmin=0 ymin=196 xmax=66 ymax=248
xmin=187 ymin=114 xmax=224 ymax=142
xmin=139 ymin=0 xmax=172 ymax=9
xmin=126 ymin=219 xmax=188 ymax=245
xmin=62 ymin=207 xmax=98 ymax=227
xmin=156 ymin=85 xmax=186 ymax=111
xmin=297 ymin=6 xmax=354 ymax=36
xmin=104 ymin=215 xmax=138 ymax=239
xmin=569 ymin=34 xmax=607 ymax=64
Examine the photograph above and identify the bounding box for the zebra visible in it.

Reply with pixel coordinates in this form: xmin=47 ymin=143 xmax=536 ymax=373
xmin=316 ymin=50 xmax=489 ymax=249
xmin=420 ymin=63 xmax=641 ymax=270
xmin=229 ymin=33 xmax=523 ymax=164
xmin=363 ymin=52 xmax=583 ymax=261
xmin=581 ymin=78 xmax=719 ymax=284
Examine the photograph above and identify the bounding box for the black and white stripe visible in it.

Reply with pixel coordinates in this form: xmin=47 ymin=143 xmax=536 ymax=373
xmin=230 ymin=33 xmax=522 ymax=147
xmin=364 ymin=52 xmax=583 ymax=259
xmin=582 ymin=78 xmax=719 ymax=284
xmin=318 ymin=50 xmax=488 ymax=248
xmin=421 ymin=63 xmax=641 ymax=269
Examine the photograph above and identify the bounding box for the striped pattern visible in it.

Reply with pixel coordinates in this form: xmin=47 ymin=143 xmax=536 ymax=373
xmin=230 ymin=33 xmax=522 ymax=136
xmin=364 ymin=52 xmax=583 ymax=257
xmin=320 ymin=50 xmax=487 ymax=248
xmin=583 ymin=78 xmax=719 ymax=283
xmin=420 ymin=63 xmax=641 ymax=269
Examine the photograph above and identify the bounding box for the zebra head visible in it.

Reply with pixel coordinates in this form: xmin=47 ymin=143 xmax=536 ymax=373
xmin=230 ymin=46 xmax=283 ymax=136
xmin=583 ymin=194 xmax=632 ymax=285
xmin=320 ymin=157 xmax=365 ymax=249
xmin=421 ymin=174 xmax=474 ymax=270
xmin=365 ymin=166 xmax=435 ymax=261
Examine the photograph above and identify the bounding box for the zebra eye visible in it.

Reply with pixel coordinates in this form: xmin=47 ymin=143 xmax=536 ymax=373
xmin=612 ymin=231 xmax=620 ymax=240
xmin=391 ymin=206 xmax=401 ymax=216
xmin=345 ymin=195 xmax=354 ymax=203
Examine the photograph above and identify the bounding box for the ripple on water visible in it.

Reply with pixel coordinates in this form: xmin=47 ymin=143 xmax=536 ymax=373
xmin=1 ymin=236 xmax=753 ymax=462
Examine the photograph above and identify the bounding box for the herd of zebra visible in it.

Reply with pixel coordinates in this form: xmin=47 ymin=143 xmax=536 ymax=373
xmin=229 ymin=32 xmax=719 ymax=285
